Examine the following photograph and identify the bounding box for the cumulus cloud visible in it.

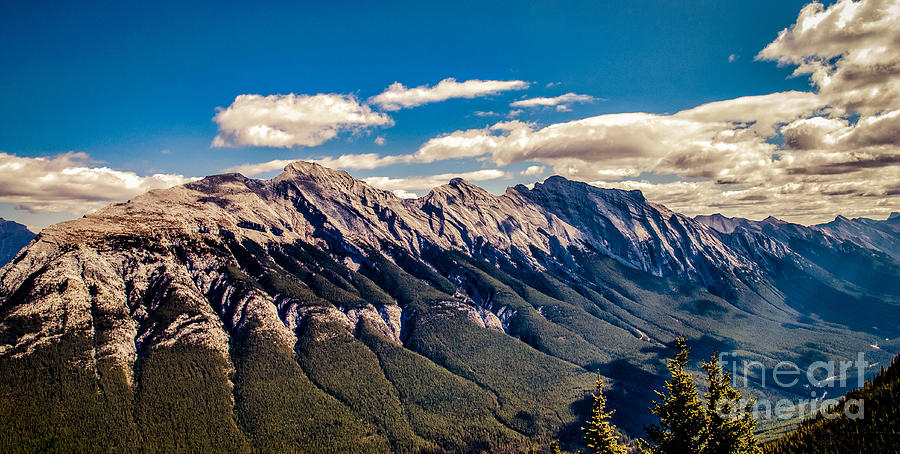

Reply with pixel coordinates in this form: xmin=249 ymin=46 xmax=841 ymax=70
xmin=510 ymin=93 xmax=599 ymax=110
xmin=374 ymin=136 xmax=386 ymax=145
xmin=521 ymin=165 xmax=545 ymax=176
xmin=212 ymin=93 xmax=393 ymax=148
xmin=362 ymin=169 xmax=510 ymax=194
xmin=390 ymin=189 xmax=420 ymax=199
xmin=417 ymin=91 xmax=823 ymax=181
xmin=369 ymin=78 xmax=529 ymax=111
xmin=757 ymin=0 xmax=900 ymax=115
xmin=311 ymin=153 xmax=412 ymax=170
xmin=224 ymin=153 xmax=416 ymax=176
xmin=0 ymin=152 xmax=197 ymax=214
xmin=728 ymin=54 xmax=739 ymax=63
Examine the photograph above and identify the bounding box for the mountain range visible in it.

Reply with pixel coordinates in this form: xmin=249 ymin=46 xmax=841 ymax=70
xmin=0 ymin=161 xmax=897 ymax=452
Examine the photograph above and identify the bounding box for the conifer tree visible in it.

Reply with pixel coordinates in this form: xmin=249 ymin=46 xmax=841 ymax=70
xmin=701 ymin=351 xmax=760 ymax=454
xmin=582 ymin=372 xmax=627 ymax=454
xmin=640 ymin=337 xmax=705 ymax=454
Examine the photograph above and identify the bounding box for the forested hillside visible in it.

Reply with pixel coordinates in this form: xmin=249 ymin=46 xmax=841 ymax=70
xmin=764 ymin=354 xmax=900 ymax=454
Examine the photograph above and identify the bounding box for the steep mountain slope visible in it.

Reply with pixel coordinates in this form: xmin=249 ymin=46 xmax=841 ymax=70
xmin=816 ymin=213 xmax=900 ymax=263
xmin=696 ymin=214 xmax=900 ymax=332
xmin=0 ymin=162 xmax=897 ymax=452
xmin=0 ymin=218 xmax=34 ymax=267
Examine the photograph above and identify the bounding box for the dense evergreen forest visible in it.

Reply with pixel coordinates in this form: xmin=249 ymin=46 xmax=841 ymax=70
xmin=577 ymin=341 xmax=899 ymax=454
xmin=762 ymin=354 xmax=900 ymax=454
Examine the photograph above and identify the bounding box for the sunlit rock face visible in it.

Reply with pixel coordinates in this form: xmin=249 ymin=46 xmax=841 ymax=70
xmin=0 ymin=161 xmax=897 ymax=451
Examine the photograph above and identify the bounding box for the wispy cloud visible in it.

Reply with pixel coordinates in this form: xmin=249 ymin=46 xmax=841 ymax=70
xmin=222 ymin=159 xmax=296 ymax=176
xmin=362 ymin=169 xmax=511 ymax=196
xmin=510 ymin=93 xmax=599 ymax=111
xmin=369 ymin=78 xmax=529 ymax=111
xmin=224 ymin=153 xmax=415 ymax=176
xmin=212 ymin=93 xmax=393 ymax=148
xmin=0 ymin=152 xmax=196 ymax=214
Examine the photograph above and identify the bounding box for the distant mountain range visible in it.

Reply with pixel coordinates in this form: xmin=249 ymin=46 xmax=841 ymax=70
xmin=0 ymin=162 xmax=897 ymax=452
xmin=0 ymin=218 xmax=34 ymax=267
xmin=695 ymin=212 xmax=900 ymax=263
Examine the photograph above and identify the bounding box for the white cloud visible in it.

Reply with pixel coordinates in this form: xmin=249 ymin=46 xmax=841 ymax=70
xmin=781 ymin=116 xmax=849 ymax=150
xmin=591 ymin=173 xmax=900 ymax=225
xmin=404 ymin=1 xmax=900 ymax=223
xmin=0 ymin=152 xmax=197 ymax=214
xmin=757 ymin=0 xmax=900 ymax=115
xmin=728 ymin=53 xmax=739 ymax=63
xmin=212 ymin=93 xmax=393 ymax=148
xmin=223 ymin=159 xmax=296 ymax=177
xmin=224 ymin=153 xmax=416 ymax=176
xmin=362 ymin=169 xmax=510 ymax=192
xmin=521 ymin=165 xmax=545 ymax=176
xmin=391 ymin=189 xmax=420 ymax=199
xmin=416 ymin=94 xmax=816 ymax=179
xmin=374 ymin=136 xmax=386 ymax=145
xmin=311 ymin=153 xmax=411 ymax=170
xmin=510 ymin=93 xmax=598 ymax=109
xmin=369 ymin=78 xmax=529 ymax=111
xmin=473 ymin=110 xmax=499 ymax=117
xmin=414 ymin=87 xmax=898 ymax=222
xmin=673 ymin=90 xmax=824 ymax=136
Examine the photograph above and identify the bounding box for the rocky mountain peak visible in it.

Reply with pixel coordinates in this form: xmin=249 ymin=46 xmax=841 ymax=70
xmin=426 ymin=177 xmax=494 ymax=202
xmin=531 ymin=175 xmax=647 ymax=204
xmin=277 ymin=160 xmax=360 ymax=188
xmin=761 ymin=215 xmax=786 ymax=224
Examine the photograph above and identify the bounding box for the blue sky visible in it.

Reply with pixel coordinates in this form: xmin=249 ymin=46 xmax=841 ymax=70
xmin=2 ymin=0 xmax=899 ymax=230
